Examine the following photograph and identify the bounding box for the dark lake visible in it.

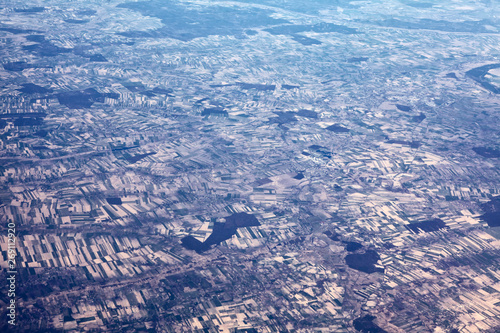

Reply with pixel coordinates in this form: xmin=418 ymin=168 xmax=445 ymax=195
xmin=125 ymin=152 xmax=155 ymax=164
xmin=237 ymin=82 xmax=275 ymax=91
xmin=106 ymin=198 xmax=122 ymax=205
xmin=3 ymin=61 xmax=35 ymax=71
xmin=88 ymin=54 xmax=108 ymax=62
xmin=202 ymin=107 xmax=227 ymax=117
xmin=348 ymin=57 xmax=368 ymax=63
xmin=344 ymin=241 xmax=363 ymax=252
xmin=326 ymin=124 xmax=349 ymax=133
xmin=297 ymin=109 xmax=317 ymax=118
xmin=23 ymin=41 xmax=72 ymax=57
xmin=396 ymin=104 xmax=411 ymax=112
xmin=64 ymin=19 xmax=89 ymax=24
xmin=0 ymin=113 xmax=47 ymax=119
xmin=403 ymin=1 xmax=434 ymax=8
xmin=308 ymin=145 xmax=331 ymax=158
xmin=40 ymin=88 xmax=120 ymax=109
xmin=473 ymin=147 xmax=500 ymax=158
xmin=78 ymin=9 xmax=96 ymax=16
xmin=324 ymin=230 xmax=340 ymax=241
xmin=293 ymin=172 xmax=304 ymax=180
xmin=353 ymin=315 xmax=387 ymax=333
xmin=17 ymin=83 xmax=53 ymax=94
xmin=181 ymin=212 xmax=260 ymax=253
xmin=0 ymin=27 xmax=38 ymax=34
xmin=13 ymin=117 xmax=44 ymax=127
xmin=405 ymin=218 xmax=447 ymax=233
xmin=268 ymin=112 xmax=297 ymax=125
xmin=1 ymin=113 xmax=46 ymax=127
xmin=265 ymin=22 xmax=357 ymax=35
xmin=26 ymin=34 xmax=46 ymax=42
xmin=345 ymin=250 xmax=383 ymax=274
xmin=466 ymin=63 xmax=500 ymax=94
xmin=411 ymin=113 xmax=426 ymax=123
xmin=480 ymin=196 xmax=500 ymax=227
xmin=386 ymin=140 xmax=421 ymax=148
xmin=14 ymin=7 xmax=45 ymax=13
xmin=291 ymin=34 xmax=321 ymax=45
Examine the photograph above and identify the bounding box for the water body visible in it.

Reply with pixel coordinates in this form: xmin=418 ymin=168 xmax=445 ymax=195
xmin=14 ymin=117 xmax=44 ymax=126
xmin=324 ymin=230 xmax=340 ymax=241
xmin=125 ymin=152 xmax=156 ymax=164
xmin=14 ymin=7 xmax=45 ymax=13
xmin=253 ymin=178 xmax=272 ymax=187
xmin=308 ymin=145 xmax=331 ymax=158
xmin=0 ymin=27 xmax=38 ymax=34
xmin=297 ymin=109 xmax=317 ymax=118
xmin=78 ymin=9 xmax=96 ymax=16
xmin=326 ymin=124 xmax=349 ymax=133
xmin=348 ymin=57 xmax=369 ymax=63
xmin=23 ymin=40 xmax=72 ymax=57
xmin=344 ymin=241 xmax=363 ymax=252
xmin=293 ymin=172 xmax=304 ymax=180
xmin=396 ymin=104 xmax=411 ymax=112
xmin=353 ymin=315 xmax=387 ymax=333
xmin=480 ymin=196 xmax=500 ymax=227
xmin=445 ymin=73 xmax=458 ymax=79
xmin=405 ymin=218 xmax=447 ymax=233
xmin=88 ymin=54 xmax=108 ymax=62
xmin=202 ymin=107 xmax=228 ymax=117
xmin=411 ymin=113 xmax=426 ymax=123
xmin=36 ymin=88 xmax=119 ymax=109
xmin=401 ymin=0 xmax=434 ymax=8
xmin=386 ymin=140 xmax=421 ymax=148
xmin=64 ymin=19 xmax=89 ymax=24
xmin=181 ymin=212 xmax=260 ymax=253
xmin=17 ymin=83 xmax=53 ymax=94
xmin=466 ymin=64 xmax=500 ymax=94
xmin=265 ymin=22 xmax=356 ymax=45
xmin=473 ymin=147 xmax=500 ymax=158
xmin=210 ymin=84 xmax=234 ymax=88
xmin=152 ymin=87 xmax=173 ymax=95
xmin=3 ymin=61 xmax=36 ymax=71
xmin=122 ymin=82 xmax=146 ymax=92
xmin=290 ymin=34 xmax=321 ymax=45
xmin=111 ymin=145 xmax=139 ymax=152
xmin=237 ymin=82 xmax=275 ymax=91
xmin=265 ymin=22 xmax=357 ymax=35
xmin=0 ymin=112 xmax=47 ymax=119
xmin=345 ymin=250 xmax=383 ymax=273
xmin=106 ymin=198 xmax=122 ymax=205
xmin=26 ymin=34 xmax=46 ymax=42
xmin=268 ymin=112 xmax=297 ymax=125
xmin=282 ymin=84 xmax=300 ymax=90
xmin=1 ymin=113 xmax=46 ymax=127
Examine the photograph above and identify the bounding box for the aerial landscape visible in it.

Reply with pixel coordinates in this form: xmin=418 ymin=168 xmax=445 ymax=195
xmin=0 ymin=0 xmax=500 ymax=332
